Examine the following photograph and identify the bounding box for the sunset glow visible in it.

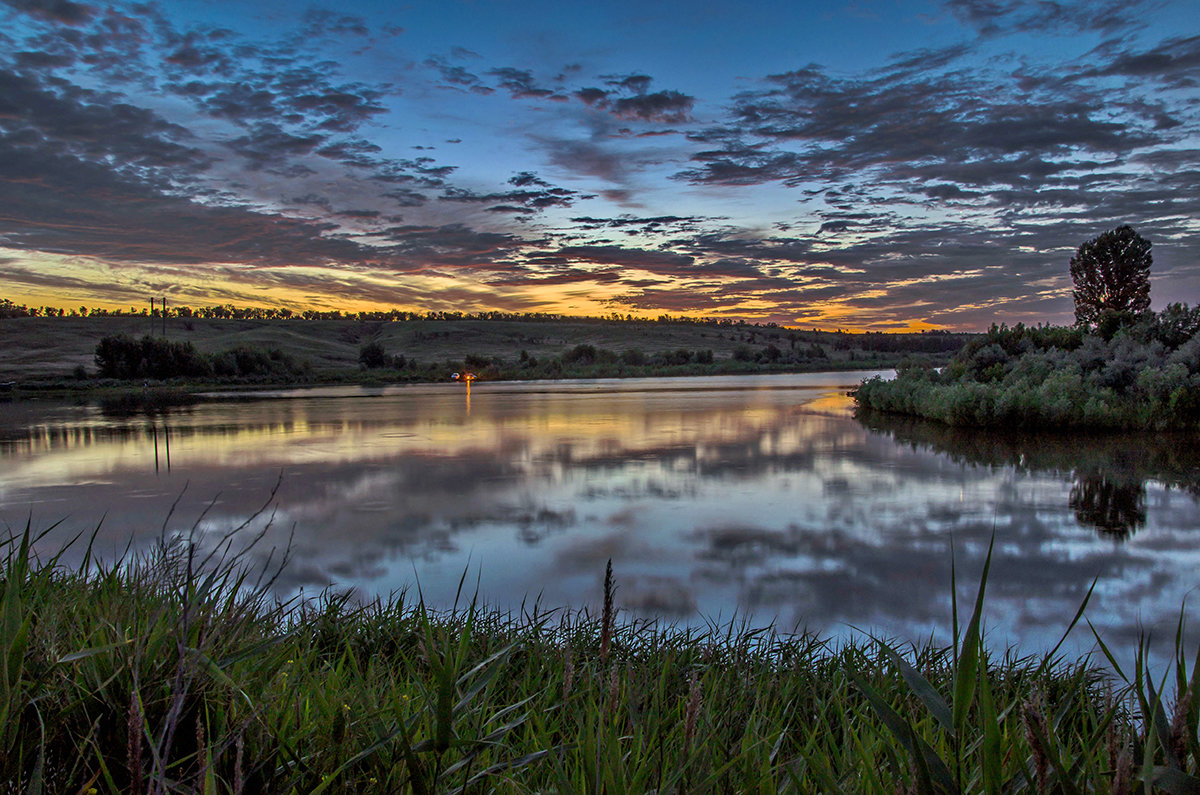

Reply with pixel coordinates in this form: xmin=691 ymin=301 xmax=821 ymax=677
xmin=2 ymin=0 xmax=1199 ymax=330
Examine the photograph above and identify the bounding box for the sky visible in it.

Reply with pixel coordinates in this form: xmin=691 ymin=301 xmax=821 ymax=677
xmin=1 ymin=0 xmax=1198 ymax=330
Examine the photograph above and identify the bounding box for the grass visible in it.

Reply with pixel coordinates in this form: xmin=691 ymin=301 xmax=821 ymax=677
xmin=3 ymin=519 xmax=1198 ymax=793
xmin=0 ymin=316 xmax=961 ymax=389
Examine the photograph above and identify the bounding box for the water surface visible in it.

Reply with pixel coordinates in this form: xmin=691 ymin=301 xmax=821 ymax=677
xmin=2 ymin=372 xmax=1197 ymax=657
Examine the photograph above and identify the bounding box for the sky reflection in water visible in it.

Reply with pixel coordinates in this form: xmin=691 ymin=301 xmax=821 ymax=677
xmin=2 ymin=372 xmax=1198 ymax=659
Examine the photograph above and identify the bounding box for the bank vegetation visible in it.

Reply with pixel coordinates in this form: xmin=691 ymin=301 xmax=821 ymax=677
xmin=855 ymin=305 xmax=1200 ymax=430
xmin=3 ymin=522 xmax=1198 ymax=793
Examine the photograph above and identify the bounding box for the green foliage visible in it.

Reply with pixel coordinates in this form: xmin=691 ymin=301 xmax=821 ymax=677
xmin=856 ymin=310 xmax=1200 ymax=430
xmin=620 ymin=348 xmax=647 ymax=366
xmin=561 ymin=343 xmax=598 ymax=365
xmin=210 ymin=345 xmax=303 ymax=378
xmin=94 ymin=335 xmax=210 ymax=379
xmin=4 ymin=523 xmax=1200 ymax=792
xmin=1071 ymin=225 xmax=1153 ymax=328
xmin=358 ymin=341 xmax=388 ymax=369
xmin=94 ymin=335 xmax=307 ymax=381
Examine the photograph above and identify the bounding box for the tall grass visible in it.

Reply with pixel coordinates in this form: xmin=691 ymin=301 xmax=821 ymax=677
xmin=2 ymin=523 xmax=1197 ymax=793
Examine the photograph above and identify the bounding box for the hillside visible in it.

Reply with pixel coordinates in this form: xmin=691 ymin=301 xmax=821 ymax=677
xmin=0 ymin=316 xmax=968 ymax=384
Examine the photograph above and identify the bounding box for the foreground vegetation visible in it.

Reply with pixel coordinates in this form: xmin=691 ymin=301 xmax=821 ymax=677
xmin=856 ymin=305 xmax=1200 ymax=430
xmin=4 ymin=524 xmax=1199 ymax=793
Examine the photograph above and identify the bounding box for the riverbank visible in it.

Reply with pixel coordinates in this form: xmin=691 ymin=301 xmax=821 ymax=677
xmin=855 ymin=312 xmax=1200 ymax=430
xmin=3 ymin=524 xmax=1195 ymax=793
xmin=1 ymin=316 xmax=966 ymax=395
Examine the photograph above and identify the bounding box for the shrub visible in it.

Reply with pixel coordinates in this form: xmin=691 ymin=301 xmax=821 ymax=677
xmin=359 ymin=342 xmax=388 ymax=369
xmin=856 ymin=305 xmax=1200 ymax=430
xmin=94 ymin=335 xmax=210 ymax=379
xmin=562 ymin=343 xmax=597 ymax=365
xmin=621 ymin=348 xmax=647 ymax=366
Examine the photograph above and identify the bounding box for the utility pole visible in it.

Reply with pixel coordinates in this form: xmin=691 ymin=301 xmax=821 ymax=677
xmin=149 ymin=296 xmax=154 ymax=337
xmin=162 ymin=296 xmax=167 ymax=337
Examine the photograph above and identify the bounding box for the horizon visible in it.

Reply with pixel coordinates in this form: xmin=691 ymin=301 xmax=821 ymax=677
xmin=1 ymin=0 xmax=1198 ymax=331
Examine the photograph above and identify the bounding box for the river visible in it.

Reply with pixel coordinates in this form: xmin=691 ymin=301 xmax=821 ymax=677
xmin=2 ymin=371 xmax=1197 ymax=659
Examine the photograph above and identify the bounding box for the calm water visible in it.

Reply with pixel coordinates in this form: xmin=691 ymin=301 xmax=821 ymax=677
xmin=2 ymin=372 xmax=1198 ymax=657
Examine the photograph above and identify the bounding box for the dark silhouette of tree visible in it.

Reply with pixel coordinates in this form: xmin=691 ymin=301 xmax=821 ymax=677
xmin=1069 ymin=474 xmax=1146 ymax=541
xmin=1070 ymin=225 xmax=1152 ymax=327
xmin=358 ymin=342 xmax=387 ymax=369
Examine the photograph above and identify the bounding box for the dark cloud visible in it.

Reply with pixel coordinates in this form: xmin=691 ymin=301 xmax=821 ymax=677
xmin=438 ymin=173 xmax=588 ymax=213
xmin=163 ymin=29 xmax=236 ymax=75
xmin=605 ymin=73 xmax=654 ymax=94
xmin=612 ymin=90 xmax=693 ymax=123
xmin=944 ymin=0 xmax=1146 ymax=36
xmin=568 ymin=214 xmax=712 ymax=235
xmin=484 ymin=266 xmax=625 ymax=286
xmin=424 ymin=54 xmax=493 ymax=94
xmin=574 ymin=86 xmax=608 ymax=105
xmin=2 ymin=0 xmax=93 ymax=24
xmin=571 ymin=73 xmax=696 ymax=124
xmin=1084 ymin=34 xmax=1200 ymax=88
xmin=487 ymin=67 xmax=559 ymax=99
xmin=681 ymin=59 xmax=1159 ymax=190
xmin=298 ymin=9 xmax=369 ymax=40
xmin=0 ymin=67 xmax=210 ymax=185
xmin=0 ymin=133 xmax=379 ymax=267
xmin=228 ymin=123 xmax=325 ymax=169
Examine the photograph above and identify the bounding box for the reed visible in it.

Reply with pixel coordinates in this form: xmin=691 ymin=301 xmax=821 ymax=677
xmin=2 ymin=522 xmax=1197 ymax=793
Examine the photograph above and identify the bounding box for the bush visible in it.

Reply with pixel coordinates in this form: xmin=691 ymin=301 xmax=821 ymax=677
xmin=621 ymin=348 xmax=647 ymax=366
xmin=562 ymin=344 xmax=597 ymax=365
xmin=359 ymin=342 xmax=387 ymax=369
xmin=94 ymin=335 xmax=210 ymax=379
xmin=856 ymin=306 xmax=1200 ymax=430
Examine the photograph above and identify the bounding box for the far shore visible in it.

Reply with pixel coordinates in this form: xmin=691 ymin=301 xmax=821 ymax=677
xmin=1 ymin=315 xmax=960 ymax=398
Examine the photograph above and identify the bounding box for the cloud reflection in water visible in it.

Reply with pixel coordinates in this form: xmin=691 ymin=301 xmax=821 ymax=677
xmin=1 ymin=373 xmax=1197 ymax=659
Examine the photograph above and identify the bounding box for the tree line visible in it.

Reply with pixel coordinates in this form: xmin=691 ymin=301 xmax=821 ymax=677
xmin=1 ymin=299 xmax=800 ymax=328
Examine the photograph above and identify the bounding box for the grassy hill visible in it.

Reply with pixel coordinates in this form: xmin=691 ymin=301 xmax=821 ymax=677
xmin=0 ymin=315 xmax=968 ymax=384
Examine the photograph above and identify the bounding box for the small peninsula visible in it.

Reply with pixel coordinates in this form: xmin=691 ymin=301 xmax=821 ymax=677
xmin=856 ymin=227 xmax=1200 ymax=430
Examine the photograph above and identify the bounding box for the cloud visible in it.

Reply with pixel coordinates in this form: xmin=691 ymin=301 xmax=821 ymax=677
xmin=541 ymin=138 xmax=632 ymax=183
xmin=612 ymin=90 xmax=694 ymax=123
xmin=681 ymin=58 xmax=1161 ymax=190
xmin=487 ymin=66 xmax=560 ymax=99
xmin=1084 ymin=34 xmax=1200 ymax=88
xmin=227 ymin=123 xmax=325 ymax=169
xmin=568 ymin=214 xmax=714 ymax=235
xmin=944 ymin=0 xmax=1147 ymax=36
xmin=438 ymin=172 xmax=590 ymax=213
xmin=2 ymin=0 xmax=93 ymax=25
xmin=571 ymin=73 xmax=696 ymax=123
xmin=551 ymin=245 xmax=695 ymax=274
xmin=424 ymin=54 xmax=493 ymax=94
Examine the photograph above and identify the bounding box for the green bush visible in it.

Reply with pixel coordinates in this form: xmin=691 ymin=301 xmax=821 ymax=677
xmin=359 ymin=342 xmax=388 ymax=369
xmin=856 ymin=307 xmax=1200 ymax=430
xmin=94 ymin=335 xmax=210 ymax=379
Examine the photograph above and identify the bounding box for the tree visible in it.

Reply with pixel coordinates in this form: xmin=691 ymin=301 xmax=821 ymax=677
xmin=1070 ymin=225 xmax=1152 ymax=327
xmin=358 ymin=341 xmax=387 ymax=369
